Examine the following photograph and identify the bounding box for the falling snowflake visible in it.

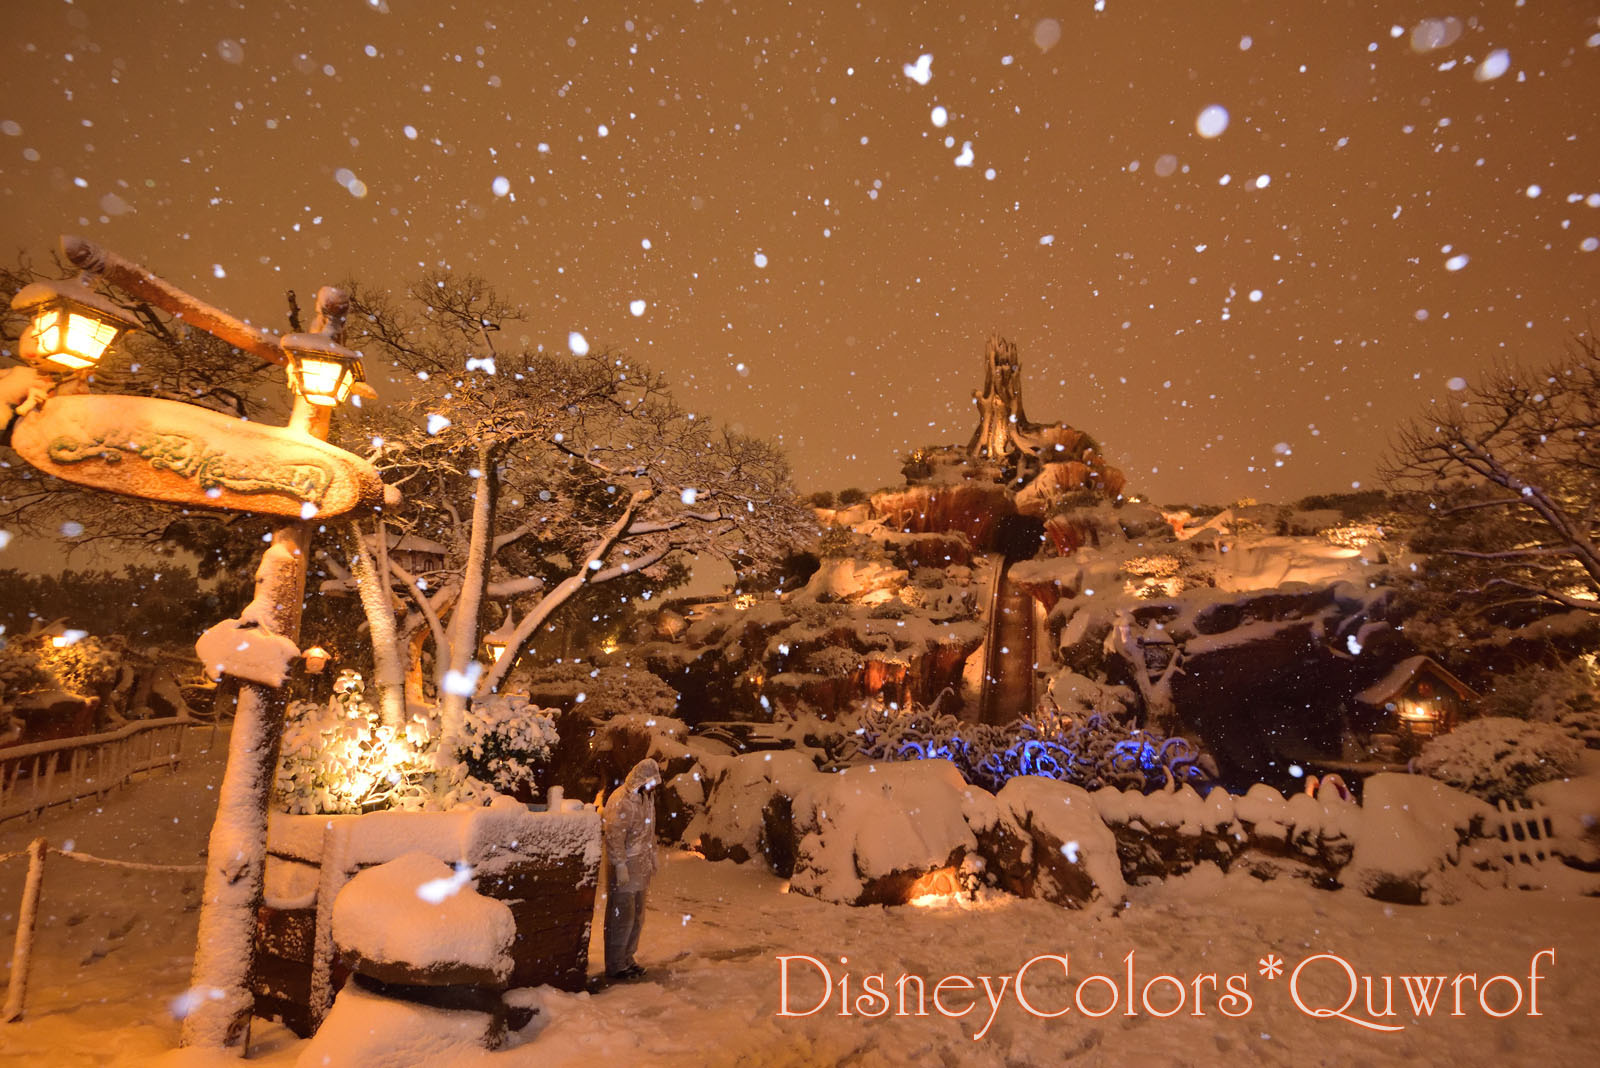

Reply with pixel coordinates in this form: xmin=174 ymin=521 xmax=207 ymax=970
xmin=1195 ymin=105 xmax=1230 ymax=139
xmin=442 ymin=664 xmax=482 ymax=696
xmin=1475 ymin=49 xmax=1510 ymax=81
xmin=417 ymin=863 xmax=473 ymax=904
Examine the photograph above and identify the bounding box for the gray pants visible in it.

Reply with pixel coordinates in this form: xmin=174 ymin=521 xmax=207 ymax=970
xmin=605 ymin=887 xmax=647 ymax=976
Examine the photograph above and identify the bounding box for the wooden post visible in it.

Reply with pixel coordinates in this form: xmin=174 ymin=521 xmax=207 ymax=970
xmin=2 ymin=837 xmax=47 ymax=1022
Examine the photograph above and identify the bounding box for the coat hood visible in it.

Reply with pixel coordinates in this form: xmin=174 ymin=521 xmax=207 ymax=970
xmin=622 ymin=758 xmax=662 ymax=794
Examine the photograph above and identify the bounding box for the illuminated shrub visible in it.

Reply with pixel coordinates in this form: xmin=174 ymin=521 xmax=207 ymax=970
xmin=837 ymin=704 xmax=1207 ymax=794
xmin=274 ymin=671 xmax=557 ymax=814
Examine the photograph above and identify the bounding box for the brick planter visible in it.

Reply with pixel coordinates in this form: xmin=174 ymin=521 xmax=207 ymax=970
xmin=253 ymin=803 xmax=601 ymax=1037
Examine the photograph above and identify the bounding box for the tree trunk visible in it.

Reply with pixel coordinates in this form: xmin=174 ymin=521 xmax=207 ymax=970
xmin=404 ymin=626 xmax=431 ymax=710
xmin=341 ymin=520 xmax=406 ymax=728
xmin=437 ymin=447 xmax=498 ymax=757
xmin=1105 ymin=611 xmax=1184 ymax=736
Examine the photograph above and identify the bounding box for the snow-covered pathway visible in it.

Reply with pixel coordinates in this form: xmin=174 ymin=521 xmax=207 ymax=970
xmin=3 ymin=738 xmax=1597 ymax=1067
xmin=514 ymin=854 xmax=1598 ymax=1067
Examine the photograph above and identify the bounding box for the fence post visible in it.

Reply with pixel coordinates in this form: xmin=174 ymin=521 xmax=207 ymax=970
xmin=2 ymin=837 xmax=47 ymax=1022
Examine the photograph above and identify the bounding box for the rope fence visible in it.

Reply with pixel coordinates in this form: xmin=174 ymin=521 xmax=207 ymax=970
xmin=2 ymin=837 xmax=204 ymax=1022
xmin=51 ymin=848 xmax=205 ymax=874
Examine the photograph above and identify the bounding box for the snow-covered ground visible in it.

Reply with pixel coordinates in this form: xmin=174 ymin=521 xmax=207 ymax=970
xmin=3 ymin=733 xmax=1597 ymax=1067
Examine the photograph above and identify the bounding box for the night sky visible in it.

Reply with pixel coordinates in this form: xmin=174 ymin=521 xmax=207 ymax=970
xmin=3 ymin=1 xmax=1597 ymax=506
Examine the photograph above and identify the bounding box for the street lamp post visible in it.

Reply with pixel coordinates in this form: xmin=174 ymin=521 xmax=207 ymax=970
xmin=13 ymin=237 xmax=379 ymax=1053
xmin=177 ymin=290 xmax=352 ymax=1052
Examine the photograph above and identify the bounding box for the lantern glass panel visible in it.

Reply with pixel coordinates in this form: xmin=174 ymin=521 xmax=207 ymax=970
xmin=295 ymin=355 xmax=351 ymax=405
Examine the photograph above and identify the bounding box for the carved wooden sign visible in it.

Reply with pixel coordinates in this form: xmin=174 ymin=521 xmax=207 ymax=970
xmin=10 ymin=394 xmax=383 ymax=518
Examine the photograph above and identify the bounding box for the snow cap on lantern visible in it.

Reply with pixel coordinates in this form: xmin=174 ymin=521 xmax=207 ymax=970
xmin=9 ymin=276 xmax=140 ymax=372
xmin=281 ymin=331 xmax=368 ymax=407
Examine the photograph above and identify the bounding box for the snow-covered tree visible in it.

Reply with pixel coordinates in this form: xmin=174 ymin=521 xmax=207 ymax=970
xmin=1384 ymin=334 xmax=1600 ymax=621
xmin=326 ymin=273 xmax=810 ymax=755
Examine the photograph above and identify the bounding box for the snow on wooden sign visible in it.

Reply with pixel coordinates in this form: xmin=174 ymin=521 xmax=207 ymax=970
xmin=10 ymin=393 xmax=384 ymax=518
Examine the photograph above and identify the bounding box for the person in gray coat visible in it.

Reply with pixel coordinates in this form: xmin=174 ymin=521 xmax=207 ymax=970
xmin=603 ymin=758 xmax=661 ymax=980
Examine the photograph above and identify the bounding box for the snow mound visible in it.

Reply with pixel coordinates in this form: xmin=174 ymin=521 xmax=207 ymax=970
xmin=194 ymin=616 xmax=300 ymax=687
xmin=332 ymin=852 xmax=515 ymax=987
xmin=687 ymin=750 xmax=820 ymax=870
xmin=984 ymin=776 xmax=1124 ymax=907
xmin=296 ymin=976 xmax=499 ymax=1067
xmin=1527 ymin=774 xmax=1600 ymax=868
xmin=1344 ymin=773 xmax=1492 ymax=904
xmin=788 ymin=759 xmax=996 ymax=905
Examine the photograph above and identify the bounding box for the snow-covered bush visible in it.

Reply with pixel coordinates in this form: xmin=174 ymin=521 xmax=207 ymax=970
xmin=458 ymin=692 xmax=559 ymax=797
xmin=275 ymin=671 xmax=558 ymax=814
xmin=1477 ymin=660 xmax=1600 ymax=747
xmin=0 ymin=639 xmax=50 ymax=702
xmin=1414 ymin=716 xmax=1583 ymax=803
xmin=508 ymin=662 xmax=679 ymax=720
xmin=1479 ymin=659 xmax=1596 ymax=720
xmin=839 ymin=703 xmax=1207 ymax=794
xmin=0 ymin=632 xmax=120 ymax=703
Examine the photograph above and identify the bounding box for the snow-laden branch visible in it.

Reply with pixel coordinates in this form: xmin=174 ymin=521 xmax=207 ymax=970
xmin=478 ymin=487 xmax=655 ymax=694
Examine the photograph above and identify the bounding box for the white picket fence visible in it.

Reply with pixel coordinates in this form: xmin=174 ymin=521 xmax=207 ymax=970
xmin=1489 ymin=798 xmax=1557 ymax=867
xmin=0 ymin=718 xmax=195 ymax=823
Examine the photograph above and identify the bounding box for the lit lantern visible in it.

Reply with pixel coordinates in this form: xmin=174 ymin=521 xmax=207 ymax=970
xmin=483 ymin=618 xmax=517 ymax=664
xmin=281 ymin=332 xmax=366 ymax=407
xmin=302 ymin=645 xmax=331 ymax=674
xmin=9 ymin=277 xmax=140 ymax=372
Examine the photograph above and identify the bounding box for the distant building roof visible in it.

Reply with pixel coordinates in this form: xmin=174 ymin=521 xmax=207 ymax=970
xmin=1354 ymin=654 xmax=1478 ymax=707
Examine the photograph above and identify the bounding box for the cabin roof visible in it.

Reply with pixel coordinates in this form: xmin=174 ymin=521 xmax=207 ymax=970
xmin=1354 ymin=654 xmax=1478 ymax=706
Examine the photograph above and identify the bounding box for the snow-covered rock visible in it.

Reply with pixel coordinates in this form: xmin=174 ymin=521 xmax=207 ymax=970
xmin=1093 ymin=781 xmax=1361 ymax=884
xmin=687 ymin=750 xmax=820 ymax=873
xmin=332 ymin=852 xmax=515 ymax=988
xmin=658 ymin=767 xmax=707 ymax=843
xmin=1343 ymin=773 xmax=1492 ymax=904
xmin=980 ymin=776 xmax=1124 ymax=908
xmin=794 ymin=556 xmax=908 ymax=604
xmin=788 ymin=759 xmax=997 ymax=905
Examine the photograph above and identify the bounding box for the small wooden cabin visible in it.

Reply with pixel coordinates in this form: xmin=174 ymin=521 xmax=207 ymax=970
xmin=1354 ymin=655 xmax=1477 ymax=742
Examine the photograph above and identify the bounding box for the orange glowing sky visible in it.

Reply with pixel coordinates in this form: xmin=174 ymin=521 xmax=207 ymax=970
xmin=3 ymin=1 xmax=1597 ymax=505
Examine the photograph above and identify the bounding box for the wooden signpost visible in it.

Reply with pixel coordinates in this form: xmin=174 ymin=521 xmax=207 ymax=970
xmin=9 ymin=393 xmax=383 ymax=518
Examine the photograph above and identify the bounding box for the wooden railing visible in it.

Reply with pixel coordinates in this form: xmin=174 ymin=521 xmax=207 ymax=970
xmin=0 ymin=718 xmax=196 ymax=823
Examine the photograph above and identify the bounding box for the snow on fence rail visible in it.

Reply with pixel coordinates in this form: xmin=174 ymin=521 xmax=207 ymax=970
xmin=0 ymin=717 xmax=196 ymax=823
xmin=1490 ymin=798 xmax=1556 ymax=867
